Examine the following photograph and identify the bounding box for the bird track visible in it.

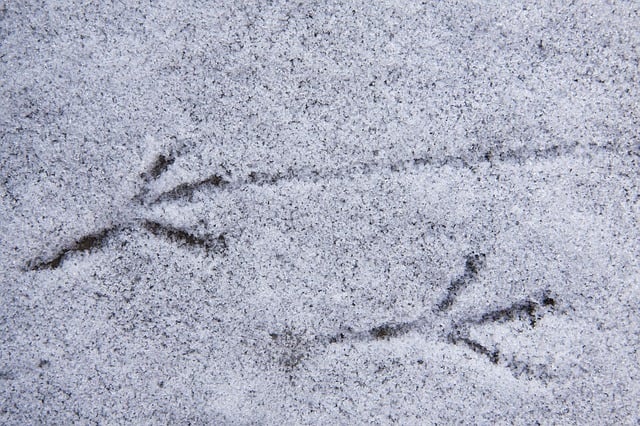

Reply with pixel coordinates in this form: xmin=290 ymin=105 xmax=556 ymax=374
xmin=144 ymin=140 xmax=582 ymax=204
xmin=26 ymin=142 xmax=582 ymax=270
xmin=270 ymin=253 xmax=559 ymax=383
xmin=25 ymin=143 xmax=569 ymax=382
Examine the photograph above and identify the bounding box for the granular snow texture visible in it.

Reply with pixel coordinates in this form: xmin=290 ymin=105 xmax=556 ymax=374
xmin=1 ymin=1 xmax=639 ymax=424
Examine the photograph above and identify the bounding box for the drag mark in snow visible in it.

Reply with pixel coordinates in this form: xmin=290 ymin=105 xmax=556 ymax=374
xmin=146 ymin=141 xmax=584 ymax=207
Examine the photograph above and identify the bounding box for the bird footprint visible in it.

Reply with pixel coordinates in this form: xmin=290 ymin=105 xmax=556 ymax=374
xmin=25 ymin=141 xmax=564 ymax=384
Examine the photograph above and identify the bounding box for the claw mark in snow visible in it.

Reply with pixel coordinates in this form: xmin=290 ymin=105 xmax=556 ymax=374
xmin=27 ymin=226 xmax=121 ymax=270
xmin=275 ymin=253 xmax=559 ymax=383
xmin=436 ymin=253 xmax=486 ymax=311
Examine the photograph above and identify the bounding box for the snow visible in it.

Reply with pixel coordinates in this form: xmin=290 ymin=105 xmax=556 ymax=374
xmin=1 ymin=1 xmax=639 ymax=424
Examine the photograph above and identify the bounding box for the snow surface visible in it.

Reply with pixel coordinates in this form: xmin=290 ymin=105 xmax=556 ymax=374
xmin=1 ymin=1 xmax=639 ymax=424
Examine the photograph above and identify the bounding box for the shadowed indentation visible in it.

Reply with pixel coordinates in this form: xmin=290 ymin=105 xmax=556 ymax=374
xmin=370 ymin=323 xmax=412 ymax=340
xmin=248 ymin=170 xmax=284 ymax=185
xmin=268 ymin=328 xmax=310 ymax=373
xmin=323 ymin=318 xmax=426 ymax=345
xmin=474 ymin=300 xmax=539 ymax=327
xmin=446 ymin=293 xmax=558 ymax=380
xmin=318 ymin=290 xmax=558 ymax=382
xmin=448 ymin=334 xmax=500 ymax=364
xmin=436 ymin=253 xmax=486 ymax=311
xmin=412 ymin=155 xmax=470 ymax=169
xmin=0 ymin=371 xmax=14 ymax=380
xmin=466 ymin=293 xmax=557 ymax=328
xmin=146 ymin=154 xmax=175 ymax=180
xmin=27 ymin=226 xmax=120 ymax=270
xmin=153 ymin=174 xmax=229 ymax=203
xmin=142 ymin=220 xmax=227 ymax=253
xmin=149 ymin=142 xmax=584 ymax=206
xmin=504 ymin=357 xmax=553 ymax=381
